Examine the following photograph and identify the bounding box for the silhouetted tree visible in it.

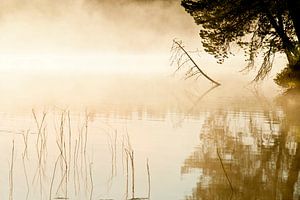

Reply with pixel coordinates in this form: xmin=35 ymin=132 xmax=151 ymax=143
xmin=181 ymin=0 xmax=300 ymax=85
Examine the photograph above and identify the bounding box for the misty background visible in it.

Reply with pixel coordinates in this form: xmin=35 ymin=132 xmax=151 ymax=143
xmin=0 ymin=0 xmax=285 ymax=75
xmin=0 ymin=0 xmax=284 ymax=110
xmin=0 ymin=0 xmax=196 ymax=55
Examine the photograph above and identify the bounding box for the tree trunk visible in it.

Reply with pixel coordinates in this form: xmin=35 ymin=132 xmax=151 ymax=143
xmin=259 ymin=0 xmax=298 ymax=58
xmin=284 ymin=142 xmax=300 ymax=199
xmin=287 ymin=0 xmax=300 ymax=43
xmin=286 ymin=0 xmax=300 ymax=71
xmin=285 ymin=49 xmax=300 ymax=68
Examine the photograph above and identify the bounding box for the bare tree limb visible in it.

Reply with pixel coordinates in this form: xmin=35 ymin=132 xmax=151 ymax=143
xmin=171 ymin=40 xmax=221 ymax=85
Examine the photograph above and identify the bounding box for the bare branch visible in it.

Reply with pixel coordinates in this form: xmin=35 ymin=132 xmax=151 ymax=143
xmin=171 ymin=39 xmax=221 ymax=85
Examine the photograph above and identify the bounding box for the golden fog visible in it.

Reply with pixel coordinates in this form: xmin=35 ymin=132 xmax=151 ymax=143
xmin=0 ymin=0 xmax=283 ymax=111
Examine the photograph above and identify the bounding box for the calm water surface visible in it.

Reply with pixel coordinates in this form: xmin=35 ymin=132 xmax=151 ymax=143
xmin=0 ymin=0 xmax=297 ymax=199
xmin=0 ymin=74 xmax=299 ymax=200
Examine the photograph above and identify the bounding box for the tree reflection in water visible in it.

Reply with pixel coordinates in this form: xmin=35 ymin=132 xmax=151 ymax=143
xmin=181 ymin=91 xmax=300 ymax=200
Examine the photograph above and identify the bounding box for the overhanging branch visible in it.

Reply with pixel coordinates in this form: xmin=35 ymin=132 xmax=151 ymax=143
xmin=171 ymin=40 xmax=221 ymax=85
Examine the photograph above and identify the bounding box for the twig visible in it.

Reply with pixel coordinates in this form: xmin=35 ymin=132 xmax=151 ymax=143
xmin=130 ymin=151 xmax=134 ymax=200
xmin=49 ymin=155 xmax=61 ymax=200
xmin=124 ymin=146 xmax=129 ymax=200
xmin=216 ymin=148 xmax=234 ymax=192
xmin=146 ymin=158 xmax=151 ymax=199
xmin=9 ymin=140 xmax=15 ymax=200
xmin=172 ymin=40 xmax=221 ymax=85
xmin=22 ymin=152 xmax=30 ymax=200
xmin=67 ymin=111 xmax=72 ymax=180
xmin=125 ymin=149 xmax=135 ymax=199
xmin=84 ymin=111 xmax=89 ymax=155
xmin=89 ymin=162 xmax=93 ymax=200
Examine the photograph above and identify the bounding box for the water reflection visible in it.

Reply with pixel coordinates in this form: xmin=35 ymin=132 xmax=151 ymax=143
xmin=1 ymin=73 xmax=299 ymax=199
xmin=181 ymin=90 xmax=300 ymax=200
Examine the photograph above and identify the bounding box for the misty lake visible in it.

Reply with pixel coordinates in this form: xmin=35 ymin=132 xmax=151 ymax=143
xmin=0 ymin=72 xmax=300 ymax=200
xmin=0 ymin=0 xmax=300 ymax=200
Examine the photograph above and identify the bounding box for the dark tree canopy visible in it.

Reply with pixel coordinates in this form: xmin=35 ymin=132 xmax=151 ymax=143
xmin=181 ymin=0 xmax=300 ymax=84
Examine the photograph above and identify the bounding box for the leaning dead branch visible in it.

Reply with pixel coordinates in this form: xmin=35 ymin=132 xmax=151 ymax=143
xmin=171 ymin=39 xmax=221 ymax=85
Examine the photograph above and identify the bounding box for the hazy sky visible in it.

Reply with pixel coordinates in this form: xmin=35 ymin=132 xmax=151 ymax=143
xmin=0 ymin=0 xmax=198 ymax=54
xmin=0 ymin=0 xmax=283 ymax=111
xmin=0 ymin=0 xmax=285 ymax=89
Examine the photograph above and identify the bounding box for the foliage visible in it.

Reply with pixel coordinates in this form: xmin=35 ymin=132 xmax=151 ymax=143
xmin=274 ymin=65 xmax=300 ymax=88
xmin=181 ymin=0 xmax=300 ymax=82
